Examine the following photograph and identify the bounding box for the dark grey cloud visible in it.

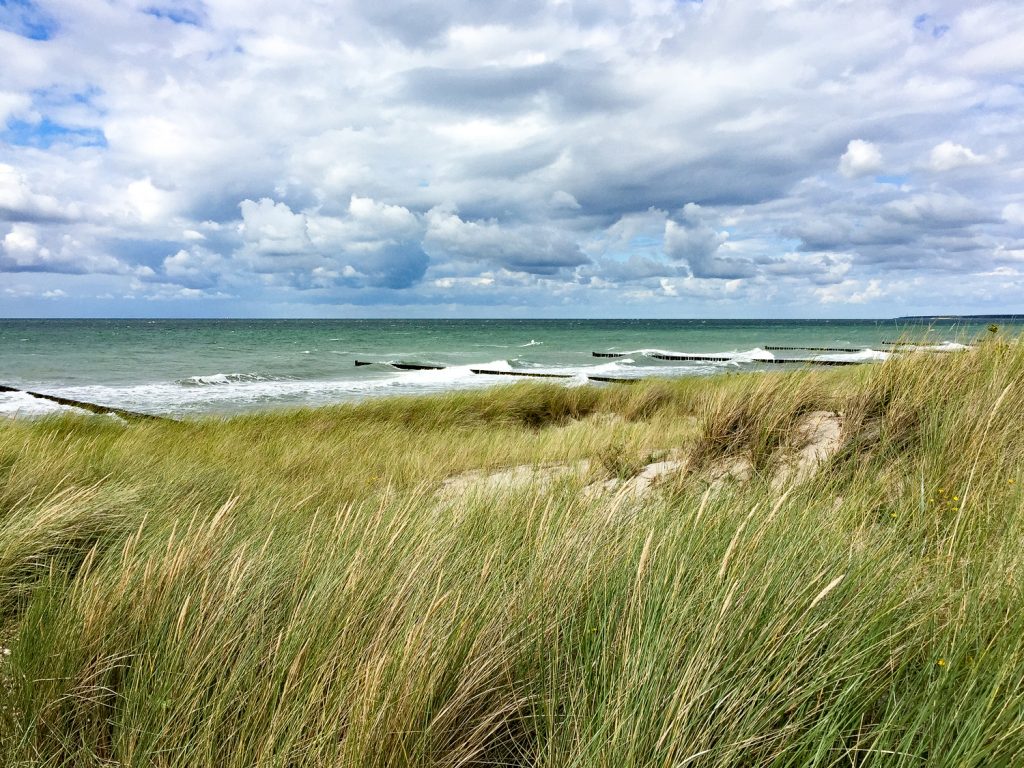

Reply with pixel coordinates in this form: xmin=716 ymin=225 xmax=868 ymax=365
xmin=399 ymin=52 xmax=634 ymax=119
xmin=361 ymin=0 xmax=545 ymax=47
xmin=347 ymin=242 xmax=430 ymax=289
xmin=664 ymin=204 xmax=756 ymax=279
xmin=401 ymin=64 xmax=560 ymax=113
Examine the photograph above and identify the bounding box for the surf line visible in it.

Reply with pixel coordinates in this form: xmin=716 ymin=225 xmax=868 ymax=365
xmin=0 ymin=384 xmax=169 ymax=421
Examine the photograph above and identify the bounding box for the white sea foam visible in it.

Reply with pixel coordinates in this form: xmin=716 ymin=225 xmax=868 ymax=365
xmin=728 ymin=347 xmax=775 ymax=364
xmin=614 ymin=347 xmax=775 ymax=364
xmin=181 ymin=373 xmax=281 ymax=386
xmin=881 ymin=341 xmax=971 ymax=353
xmin=812 ymin=348 xmax=890 ymax=363
xmin=519 ymin=339 xmax=544 ymax=347
xmin=0 ymin=391 xmax=89 ymax=419
xmin=619 ymin=346 xmax=893 ymax=366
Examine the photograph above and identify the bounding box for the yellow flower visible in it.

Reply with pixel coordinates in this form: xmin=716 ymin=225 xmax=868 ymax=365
xmin=953 ymin=496 xmax=959 ymax=502
xmin=937 ymin=658 xmax=946 ymax=667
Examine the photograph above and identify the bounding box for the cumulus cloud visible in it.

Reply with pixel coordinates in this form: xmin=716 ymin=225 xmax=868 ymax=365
xmin=816 ymin=279 xmax=886 ymax=305
xmin=838 ymin=140 xmax=884 ymax=178
xmin=235 ymin=197 xmax=429 ymax=289
xmin=239 ymin=199 xmax=313 ymax=258
xmin=0 ymin=164 xmax=76 ymax=222
xmin=663 ymin=204 xmax=754 ymax=279
xmin=0 ymin=223 xmax=129 ymax=274
xmin=161 ymin=247 xmax=225 ymax=288
xmin=424 ymin=207 xmax=589 ymax=275
xmin=928 ymin=141 xmax=987 ymax=172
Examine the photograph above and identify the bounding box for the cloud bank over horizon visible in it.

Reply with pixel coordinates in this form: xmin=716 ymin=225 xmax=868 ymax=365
xmin=1 ymin=0 xmax=1022 ymax=318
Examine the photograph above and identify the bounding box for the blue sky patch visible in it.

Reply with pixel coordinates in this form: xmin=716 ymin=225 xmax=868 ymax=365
xmin=2 ymin=118 xmax=107 ymax=149
xmin=0 ymin=0 xmax=59 ymax=40
xmin=31 ymin=84 xmax=106 ymax=114
xmin=913 ymin=13 xmax=950 ymax=39
xmin=143 ymin=4 xmax=204 ymax=26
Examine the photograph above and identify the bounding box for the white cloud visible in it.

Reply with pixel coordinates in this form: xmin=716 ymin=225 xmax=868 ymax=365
xmin=346 ymin=195 xmax=421 ymax=242
xmin=0 ymin=223 xmax=128 ymax=274
xmin=239 ymin=198 xmax=313 ymax=257
xmin=838 ymin=140 xmax=883 ymax=178
xmin=125 ymin=178 xmax=178 ymax=224
xmin=0 ymin=164 xmax=74 ymax=221
xmin=1003 ymin=203 xmax=1024 ymax=225
xmin=0 ymin=91 xmax=32 ymax=123
xmin=1 ymin=223 xmax=47 ymax=266
xmin=928 ymin=141 xmax=986 ymax=172
xmin=816 ymin=278 xmax=885 ymax=304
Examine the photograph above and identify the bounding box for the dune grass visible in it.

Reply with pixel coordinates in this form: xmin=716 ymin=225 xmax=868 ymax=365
xmin=1 ymin=340 xmax=1022 ymax=766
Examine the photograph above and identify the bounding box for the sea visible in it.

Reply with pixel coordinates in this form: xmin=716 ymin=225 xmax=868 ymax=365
xmin=0 ymin=318 xmax=1017 ymax=418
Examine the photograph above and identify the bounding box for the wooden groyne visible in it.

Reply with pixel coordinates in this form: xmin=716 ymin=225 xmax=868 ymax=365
xmin=470 ymin=369 xmax=573 ymax=379
xmin=649 ymin=352 xmax=734 ymax=362
xmin=0 ymin=384 xmax=167 ymax=421
xmin=595 ymin=348 xmax=867 ymax=358
xmin=648 ymin=352 xmax=860 ymax=366
xmin=354 ymin=361 xmax=446 ymax=370
xmin=469 ymin=370 xmax=642 ymax=384
xmin=764 ymin=345 xmax=865 ymax=352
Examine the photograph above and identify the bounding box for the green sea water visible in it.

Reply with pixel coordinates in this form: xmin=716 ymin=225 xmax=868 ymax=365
xmin=0 ymin=318 xmax=1016 ymax=417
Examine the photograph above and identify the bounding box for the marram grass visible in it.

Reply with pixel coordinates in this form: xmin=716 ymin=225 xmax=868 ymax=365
xmin=1 ymin=339 xmax=1023 ymax=767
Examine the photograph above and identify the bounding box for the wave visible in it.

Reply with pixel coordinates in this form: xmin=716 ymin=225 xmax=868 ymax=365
xmin=812 ymin=349 xmax=890 ymax=363
xmin=611 ymin=347 xmax=775 ymax=364
xmin=519 ymin=339 xmax=543 ymax=347
xmin=1 ymin=390 xmax=89 ymax=419
xmin=180 ymin=373 xmax=288 ymax=386
xmin=898 ymin=341 xmax=970 ymax=353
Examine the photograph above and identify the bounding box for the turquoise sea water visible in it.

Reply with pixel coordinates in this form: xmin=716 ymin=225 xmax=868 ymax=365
xmin=0 ymin=318 xmax=1017 ymax=417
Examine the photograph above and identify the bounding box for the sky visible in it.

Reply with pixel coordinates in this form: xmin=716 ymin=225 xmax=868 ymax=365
xmin=1 ymin=0 xmax=1022 ymax=318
